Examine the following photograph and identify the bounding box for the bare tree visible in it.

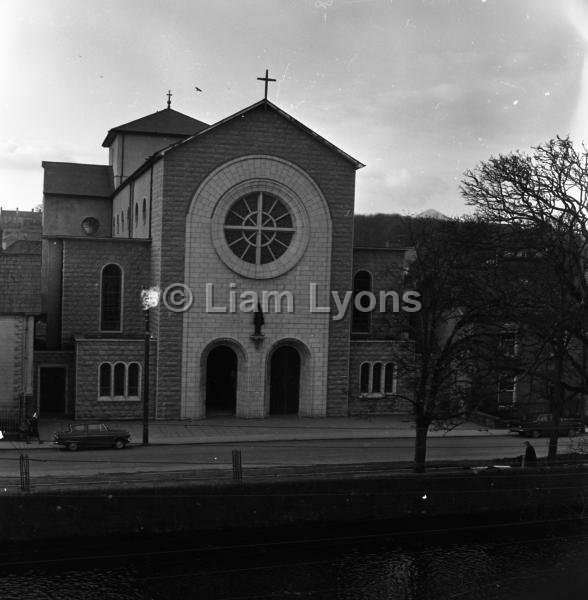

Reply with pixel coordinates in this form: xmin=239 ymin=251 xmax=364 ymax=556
xmin=461 ymin=136 xmax=588 ymax=459
xmin=394 ymin=218 xmax=503 ymax=472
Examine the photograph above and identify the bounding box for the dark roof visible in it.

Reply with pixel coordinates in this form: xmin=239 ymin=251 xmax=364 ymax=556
xmin=3 ymin=240 xmax=42 ymax=254
xmin=42 ymin=162 xmax=114 ymax=198
xmin=0 ymin=254 xmax=41 ymax=314
xmin=102 ymin=107 xmax=209 ymax=147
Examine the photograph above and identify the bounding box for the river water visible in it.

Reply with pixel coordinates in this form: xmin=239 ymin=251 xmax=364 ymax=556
xmin=1 ymin=522 xmax=586 ymax=600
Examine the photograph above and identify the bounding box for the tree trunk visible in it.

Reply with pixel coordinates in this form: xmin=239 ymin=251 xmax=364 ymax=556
xmin=548 ymin=351 xmax=565 ymax=461
xmin=414 ymin=416 xmax=430 ymax=473
xmin=548 ymin=404 xmax=562 ymax=461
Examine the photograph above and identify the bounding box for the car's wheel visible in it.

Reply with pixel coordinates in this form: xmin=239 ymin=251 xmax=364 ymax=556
xmin=114 ymin=438 xmax=126 ymax=450
xmin=67 ymin=441 xmax=79 ymax=451
xmin=531 ymin=430 xmax=541 ymax=439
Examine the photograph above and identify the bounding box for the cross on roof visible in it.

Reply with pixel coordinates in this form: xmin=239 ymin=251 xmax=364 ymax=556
xmin=257 ymin=69 xmax=276 ymax=100
xmin=166 ymin=90 xmax=173 ymax=109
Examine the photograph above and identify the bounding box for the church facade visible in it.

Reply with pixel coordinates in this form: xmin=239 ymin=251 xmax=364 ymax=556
xmin=33 ymin=98 xmax=414 ymax=420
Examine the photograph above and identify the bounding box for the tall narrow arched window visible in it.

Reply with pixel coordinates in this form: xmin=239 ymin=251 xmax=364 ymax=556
xmin=142 ymin=198 xmax=147 ymax=226
xmin=113 ymin=362 xmax=125 ymax=396
xmin=121 ymin=211 xmax=125 ymax=232
xmin=116 ymin=215 xmax=120 ymax=234
xmin=128 ymin=363 xmax=140 ymax=397
xmin=100 ymin=264 xmax=122 ymax=331
xmin=352 ymin=270 xmax=372 ymax=333
xmin=384 ymin=363 xmax=395 ymax=394
xmin=360 ymin=362 xmax=370 ymax=393
xmin=372 ymin=362 xmax=382 ymax=392
xmin=134 ymin=203 xmax=139 ymax=227
xmin=99 ymin=363 xmax=111 ymax=397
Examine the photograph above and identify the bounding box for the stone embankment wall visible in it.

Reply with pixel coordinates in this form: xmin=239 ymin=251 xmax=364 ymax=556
xmin=1 ymin=467 xmax=586 ymax=543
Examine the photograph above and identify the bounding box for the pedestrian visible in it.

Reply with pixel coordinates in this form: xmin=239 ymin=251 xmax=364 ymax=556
xmin=523 ymin=441 xmax=537 ymax=468
xmin=28 ymin=412 xmax=41 ymax=443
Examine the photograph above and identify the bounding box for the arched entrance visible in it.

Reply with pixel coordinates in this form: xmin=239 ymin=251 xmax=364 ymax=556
xmin=206 ymin=346 xmax=237 ymax=416
xmin=269 ymin=346 xmax=301 ymax=415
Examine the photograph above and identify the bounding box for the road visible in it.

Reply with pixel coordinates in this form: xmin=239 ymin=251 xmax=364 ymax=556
xmin=0 ymin=434 xmax=572 ymax=487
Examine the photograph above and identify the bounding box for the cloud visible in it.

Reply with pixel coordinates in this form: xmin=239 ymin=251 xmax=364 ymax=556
xmin=0 ymin=139 xmax=103 ymax=170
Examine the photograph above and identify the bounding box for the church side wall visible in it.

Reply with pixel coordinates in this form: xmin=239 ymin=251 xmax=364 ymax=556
xmin=75 ymin=339 xmax=156 ymax=420
xmin=352 ymin=248 xmax=410 ymax=340
xmin=348 ymin=340 xmax=414 ymax=415
xmin=0 ymin=317 xmax=18 ymax=410
xmin=43 ymin=195 xmax=112 ymax=238
xmin=149 ymin=162 xmax=164 ymax=341
xmin=60 ymin=239 xmax=150 ymax=347
xmin=153 ymin=107 xmax=356 ymax=418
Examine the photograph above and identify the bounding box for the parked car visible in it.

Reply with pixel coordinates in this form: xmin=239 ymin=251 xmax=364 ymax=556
xmin=509 ymin=413 xmax=585 ymax=438
xmin=54 ymin=423 xmax=131 ymax=451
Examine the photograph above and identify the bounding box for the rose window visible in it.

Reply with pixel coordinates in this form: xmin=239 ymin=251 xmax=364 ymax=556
xmin=224 ymin=192 xmax=295 ymax=264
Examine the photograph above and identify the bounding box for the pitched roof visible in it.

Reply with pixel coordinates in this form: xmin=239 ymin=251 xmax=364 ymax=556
xmin=164 ymin=99 xmax=365 ymax=169
xmin=102 ymin=107 xmax=209 ymax=147
xmin=3 ymin=240 xmax=42 ymax=254
xmin=42 ymin=162 xmax=114 ymax=198
xmin=0 ymin=254 xmax=41 ymax=314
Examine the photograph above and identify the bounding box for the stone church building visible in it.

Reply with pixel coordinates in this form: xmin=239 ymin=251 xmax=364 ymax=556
xmin=31 ymin=96 xmax=414 ymax=421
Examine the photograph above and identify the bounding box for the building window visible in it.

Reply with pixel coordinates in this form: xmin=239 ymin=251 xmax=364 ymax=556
xmin=114 ymin=362 xmax=125 ymax=396
xmin=134 ymin=203 xmax=139 ymax=227
xmin=500 ymin=330 xmax=517 ymax=357
xmin=360 ymin=362 xmax=370 ymax=393
xmin=98 ymin=362 xmax=141 ymax=400
xmin=142 ymin=198 xmax=147 ymax=225
xmin=498 ymin=373 xmax=516 ymax=408
xmin=224 ymin=192 xmax=295 ymax=265
xmin=100 ymin=264 xmax=122 ymax=331
xmin=128 ymin=363 xmax=140 ymax=396
xmin=99 ymin=363 xmax=111 ymax=397
xmin=121 ymin=211 xmax=125 ymax=232
xmin=352 ymin=271 xmax=372 ymax=333
xmin=116 ymin=215 xmax=120 ymax=234
xmin=360 ymin=361 xmax=396 ymax=394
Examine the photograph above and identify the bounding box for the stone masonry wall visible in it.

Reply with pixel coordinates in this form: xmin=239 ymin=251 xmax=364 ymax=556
xmin=348 ymin=340 xmax=414 ymax=415
xmin=153 ymin=105 xmax=357 ymax=418
xmin=60 ymin=239 xmax=151 ymax=347
xmin=75 ymin=339 xmax=156 ymax=420
xmin=352 ymin=248 xmax=410 ymax=340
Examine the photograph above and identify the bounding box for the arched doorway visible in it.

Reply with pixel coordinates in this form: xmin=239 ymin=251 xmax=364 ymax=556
xmin=206 ymin=346 xmax=237 ymax=416
xmin=270 ymin=346 xmax=300 ymax=415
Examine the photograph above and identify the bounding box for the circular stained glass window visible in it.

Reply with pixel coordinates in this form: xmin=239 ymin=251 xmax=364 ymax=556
xmin=224 ymin=192 xmax=295 ymax=265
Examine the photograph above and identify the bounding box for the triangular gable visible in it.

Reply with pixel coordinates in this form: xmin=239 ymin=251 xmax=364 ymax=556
xmin=161 ymin=99 xmax=365 ymax=169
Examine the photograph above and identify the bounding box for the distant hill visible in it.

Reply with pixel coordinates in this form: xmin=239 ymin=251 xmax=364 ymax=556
xmin=416 ymin=209 xmax=449 ymax=220
xmin=353 ymin=213 xmax=447 ymax=248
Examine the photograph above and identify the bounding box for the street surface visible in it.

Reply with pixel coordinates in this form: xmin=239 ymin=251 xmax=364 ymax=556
xmin=0 ymin=434 xmax=573 ymax=487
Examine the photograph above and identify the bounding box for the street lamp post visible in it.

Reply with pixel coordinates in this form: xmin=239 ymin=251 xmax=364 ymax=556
xmin=140 ymin=287 xmax=160 ymax=446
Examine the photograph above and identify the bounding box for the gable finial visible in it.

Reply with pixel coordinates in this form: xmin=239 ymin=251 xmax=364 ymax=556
xmin=166 ymin=90 xmax=173 ymax=109
xmin=256 ymin=69 xmax=276 ymax=101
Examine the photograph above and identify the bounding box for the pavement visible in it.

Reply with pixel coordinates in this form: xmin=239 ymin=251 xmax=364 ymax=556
xmin=0 ymin=414 xmax=506 ymax=450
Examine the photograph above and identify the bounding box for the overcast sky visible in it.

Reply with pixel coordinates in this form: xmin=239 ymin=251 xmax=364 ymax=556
xmin=1 ymin=0 xmax=587 ymax=216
